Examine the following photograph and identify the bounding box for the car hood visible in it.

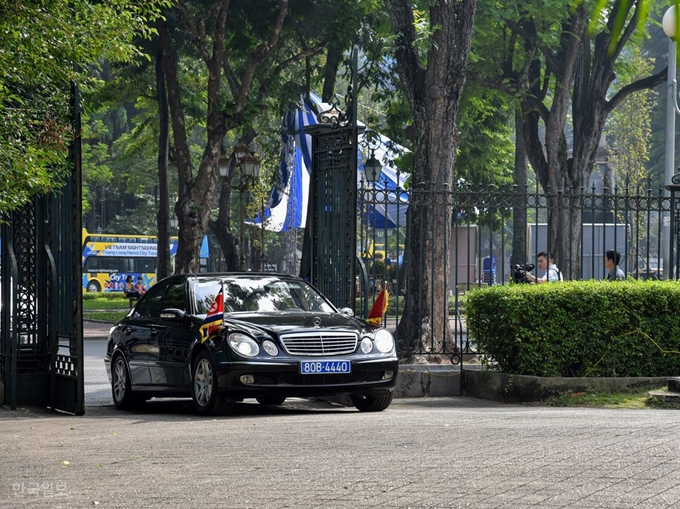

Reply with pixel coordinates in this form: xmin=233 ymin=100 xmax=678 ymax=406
xmin=222 ymin=311 xmax=367 ymax=337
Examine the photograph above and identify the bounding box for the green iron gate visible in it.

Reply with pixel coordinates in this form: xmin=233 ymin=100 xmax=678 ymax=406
xmin=304 ymin=123 xmax=360 ymax=309
xmin=0 ymin=84 xmax=84 ymax=414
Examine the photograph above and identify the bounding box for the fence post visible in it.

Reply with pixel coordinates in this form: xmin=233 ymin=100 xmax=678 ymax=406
xmin=666 ymin=174 xmax=680 ymax=280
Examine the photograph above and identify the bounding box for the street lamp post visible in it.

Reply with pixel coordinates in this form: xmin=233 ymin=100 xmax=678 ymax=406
xmin=218 ymin=146 xmax=261 ymax=271
xmin=662 ymin=6 xmax=680 ymax=278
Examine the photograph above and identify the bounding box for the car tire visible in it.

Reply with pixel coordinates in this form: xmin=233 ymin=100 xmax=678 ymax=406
xmin=350 ymin=392 xmax=393 ymax=412
xmin=192 ymin=350 xmax=234 ymax=416
xmin=256 ymin=396 xmax=286 ymax=406
xmin=87 ymin=280 xmax=101 ymax=293
xmin=111 ymin=354 xmax=145 ymax=410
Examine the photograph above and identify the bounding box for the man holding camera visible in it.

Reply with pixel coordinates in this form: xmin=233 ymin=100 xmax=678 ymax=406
xmin=526 ymin=251 xmax=563 ymax=284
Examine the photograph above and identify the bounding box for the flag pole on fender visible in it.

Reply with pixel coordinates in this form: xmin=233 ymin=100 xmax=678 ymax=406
xmin=366 ymin=286 xmax=388 ymax=327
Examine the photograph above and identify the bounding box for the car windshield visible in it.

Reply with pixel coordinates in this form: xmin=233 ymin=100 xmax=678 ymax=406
xmin=192 ymin=276 xmax=335 ymax=315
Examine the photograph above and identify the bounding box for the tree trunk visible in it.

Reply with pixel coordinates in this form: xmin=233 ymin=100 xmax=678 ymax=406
xmin=321 ymin=41 xmax=343 ymax=103
xmin=512 ymin=109 xmax=527 ymax=269
xmin=517 ymin=9 xmax=584 ymax=273
xmin=208 ymin=161 xmax=240 ymax=272
xmin=159 ymin=13 xmax=222 ymax=274
xmin=386 ymin=0 xmax=476 ymax=354
xmin=155 ymin=24 xmax=172 ymax=280
xmin=516 ymin=2 xmax=665 ymax=277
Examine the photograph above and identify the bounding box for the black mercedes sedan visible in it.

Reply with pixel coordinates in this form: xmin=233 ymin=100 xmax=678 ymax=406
xmin=104 ymin=273 xmax=398 ymax=415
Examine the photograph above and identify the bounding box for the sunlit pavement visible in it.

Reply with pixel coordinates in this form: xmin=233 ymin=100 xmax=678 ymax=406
xmin=1 ymin=338 xmax=679 ymax=508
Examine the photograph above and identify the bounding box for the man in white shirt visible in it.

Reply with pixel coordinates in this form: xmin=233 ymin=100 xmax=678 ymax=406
xmin=526 ymin=251 xmax=563 ymax=283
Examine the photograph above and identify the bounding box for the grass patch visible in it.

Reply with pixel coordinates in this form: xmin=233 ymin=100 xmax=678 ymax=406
xmin=84 ymin=311 xmax=128 ymax=322
xmin=83 ymin=297 xmax=131 ymax=311
xmin=551 ymin=388 xmax=668 ymax=409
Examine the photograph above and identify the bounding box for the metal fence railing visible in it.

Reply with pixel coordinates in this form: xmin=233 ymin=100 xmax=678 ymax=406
xmin=355 ymin=181 xmax=671 ymax=364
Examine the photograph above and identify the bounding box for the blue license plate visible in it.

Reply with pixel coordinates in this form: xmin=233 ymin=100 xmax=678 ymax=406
xmin=299 ymin=360 xmax=351 ymax=375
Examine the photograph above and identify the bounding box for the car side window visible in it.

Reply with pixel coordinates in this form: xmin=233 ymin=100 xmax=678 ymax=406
xmin=135 ymin=280 xmax=170 ymax=318
xmin=162 ymin=281 xmax=186 ymax=311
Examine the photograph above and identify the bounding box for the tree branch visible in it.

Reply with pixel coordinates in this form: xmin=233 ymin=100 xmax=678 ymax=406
xmin=175 ymin=2 xmax=211 ymax=64
xmin=604 ymin=68 xmax=667 ymax=116
xmin=506 ymin=18 xmax=560 ymax=75
xmin=235 ymin=0 xmax=289 ymax=114
xmin=222 ymin=60 xmax=240 ymax=99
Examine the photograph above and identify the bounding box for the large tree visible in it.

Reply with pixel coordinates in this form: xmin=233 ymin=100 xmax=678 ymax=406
xmin=159 ymin=0 xmax=373 ymax=273
xmin=385 ymin=0 xmax=477 ymax=350
xmin=475 ymin=0 xmax=665 ymax=276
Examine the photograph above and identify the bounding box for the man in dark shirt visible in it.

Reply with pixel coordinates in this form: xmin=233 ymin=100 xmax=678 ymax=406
xmin=605 ymin=249 xmax=625 ymax=281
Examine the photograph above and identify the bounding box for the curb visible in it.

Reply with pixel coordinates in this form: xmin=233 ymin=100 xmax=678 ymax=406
xmin=463 ymin=370 xmax=669 ymax=403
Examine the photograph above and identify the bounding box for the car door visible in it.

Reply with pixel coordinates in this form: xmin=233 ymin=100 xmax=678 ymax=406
xmin=124 ymin=279 xmax=171 ymax=387
xmin=148 ymin=278 xmax=198 ymax=388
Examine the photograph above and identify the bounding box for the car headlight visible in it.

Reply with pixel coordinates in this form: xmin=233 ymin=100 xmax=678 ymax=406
xmin=228 ymin=333 xmax=259 ymax=357
xmin=373 ymin=329 xmax=394 ymax=354
xmin=262 ymin=340 xmax=279 ymax=356
xmin=360 ymin=337 xmax=373 ymax=354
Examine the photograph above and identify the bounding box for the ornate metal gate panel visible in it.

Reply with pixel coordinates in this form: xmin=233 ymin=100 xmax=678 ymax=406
xmin=304 ymin=124 xmax=359 ymax=308
xmin=299 ymin=50 xmax=361 ymax=310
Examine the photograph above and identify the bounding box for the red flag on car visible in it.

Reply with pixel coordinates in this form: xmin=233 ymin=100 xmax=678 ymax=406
xmin=200 ymin=288 xmax=224 ymax=340
xmin=366 ymin=288 xmax=388 ymax=326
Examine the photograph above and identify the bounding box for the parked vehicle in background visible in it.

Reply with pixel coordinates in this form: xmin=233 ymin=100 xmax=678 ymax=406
xmin=81 ymin=229 xmax=209 ymax=292
xmin=104 ymin=273 xmax=398 ymax=416
xmin=636 ymin=256 xmax=663 ymax=280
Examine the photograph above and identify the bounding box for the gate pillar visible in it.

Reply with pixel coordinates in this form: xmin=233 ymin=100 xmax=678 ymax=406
xmin=300 ymin=51 xmax=361 ymax=310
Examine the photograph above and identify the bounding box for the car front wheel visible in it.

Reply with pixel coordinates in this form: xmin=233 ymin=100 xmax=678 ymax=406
xmin=350 ymin=392 xmax=393 ymax=412
xmin=192 ymin=350 xmax=234 ymax=416
xmin=111 ymin=355 xmax=144 ymax=410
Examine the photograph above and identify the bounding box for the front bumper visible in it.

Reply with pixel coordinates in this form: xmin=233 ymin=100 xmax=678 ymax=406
xmin=214 ymin=356 xmax=399 ymax=400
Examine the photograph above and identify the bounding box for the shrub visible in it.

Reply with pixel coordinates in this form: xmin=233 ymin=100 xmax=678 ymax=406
xmin=466 ymin=280 xmax=680 ymax=377
xmin=83 ymin=292 xmax=127 ymax=301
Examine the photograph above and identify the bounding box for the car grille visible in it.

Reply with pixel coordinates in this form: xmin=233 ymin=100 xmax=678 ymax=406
xmin=279 ymin=331 xmax=358 ymax=356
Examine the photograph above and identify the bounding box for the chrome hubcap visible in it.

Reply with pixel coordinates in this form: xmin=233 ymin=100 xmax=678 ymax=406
xmin=194 ymin=358 xmax=213 ymax=406
xmin=113 ymin=359 xmax=126 ymax=402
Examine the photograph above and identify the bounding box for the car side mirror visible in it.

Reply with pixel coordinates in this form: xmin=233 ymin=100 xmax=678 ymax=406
xmin=338 ymin=307 xmax=354 ymax=317
xmin=160 ymin=308 xmax=186 ymax=321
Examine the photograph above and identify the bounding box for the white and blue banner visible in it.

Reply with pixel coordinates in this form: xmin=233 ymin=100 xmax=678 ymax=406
xmin=258 ymin=93 xmax=409 ymax=232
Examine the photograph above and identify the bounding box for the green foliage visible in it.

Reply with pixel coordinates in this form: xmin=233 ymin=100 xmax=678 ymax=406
xmin=0 ymin=0 xmax=170 ymax=214
xmin=466 ymin=280 xmax=680 ymax=377
xmin=84 ymin=311 xmax=129 ymax=322
xmin=551 ymin=387 xmax=666 ymax=408
xmin=83 ymin=293 xmax=133 ymax=321
xmin=456 ymin=88 xmax=514 ymax=186
xmin=83 ymin=293 xmax=130 ymax=303
xmin=606 ymin=49 xmax=656 ymax=191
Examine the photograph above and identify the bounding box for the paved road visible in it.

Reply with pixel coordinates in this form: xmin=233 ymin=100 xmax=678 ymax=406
xmin=85 ymin=339 xmax=113 ymax=407
xmin=1 ymin=339 xmax=680 ymax=508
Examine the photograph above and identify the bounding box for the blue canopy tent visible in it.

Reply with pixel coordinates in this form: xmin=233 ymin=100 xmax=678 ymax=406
xmin=359 ymin=152 xmax=409 ymax=229
xmin=257 ymin=93 xmax=409 ymax=232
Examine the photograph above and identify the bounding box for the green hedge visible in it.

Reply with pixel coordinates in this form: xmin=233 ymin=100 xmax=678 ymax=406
xmin=466 ymin=280 xmax=680 ymax=377
xmin=83 ymin=292 xmax=127 ymax=301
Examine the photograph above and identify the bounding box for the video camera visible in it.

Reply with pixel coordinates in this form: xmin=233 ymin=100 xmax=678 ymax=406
xmin=513 ymin=263 xmax=535 ymax=284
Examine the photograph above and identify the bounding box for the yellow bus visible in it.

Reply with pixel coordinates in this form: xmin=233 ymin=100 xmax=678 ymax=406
xmin=81 ymin=229 xmax=208 ymax=292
